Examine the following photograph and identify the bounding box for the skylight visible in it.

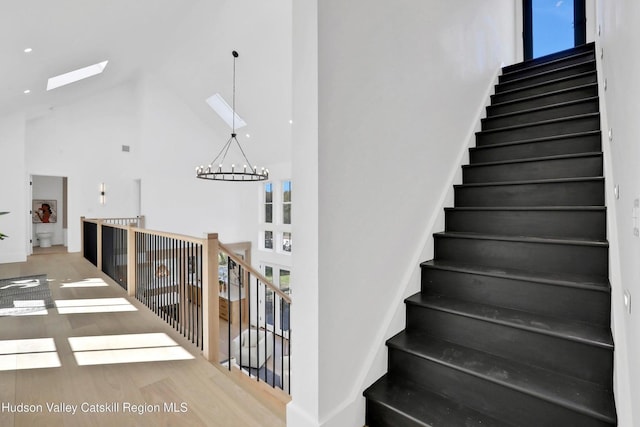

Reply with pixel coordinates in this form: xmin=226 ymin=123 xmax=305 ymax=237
xmin=46 ymin=60 xmax=109 ymax=91
xmin=206 ymin=93 xmax=247 ymax=129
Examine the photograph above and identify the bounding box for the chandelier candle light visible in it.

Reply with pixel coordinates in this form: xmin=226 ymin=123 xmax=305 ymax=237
xmin=196 ymin=51 xmax=268 ymax=182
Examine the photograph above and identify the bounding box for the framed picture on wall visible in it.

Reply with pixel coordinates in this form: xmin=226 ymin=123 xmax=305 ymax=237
xmin=32 ymin=200 xmax=57 ymax=223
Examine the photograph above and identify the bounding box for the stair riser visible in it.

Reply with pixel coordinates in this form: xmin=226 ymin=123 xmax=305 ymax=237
xmin=502 ymin=49 xmax=595 ymax=77
xmin=455 ymin=180 xmax=604 ymax=207
xmin=477 ymin=116 xmax=600 ymax=146
xmin=445 ymin=208 xmax=606 ymax=240
xmin=421 ymin=267 xmax=611 ymax=326
xmin=482 ymin=100 xmax=599 ymax=130
xmin=469 ymin=133 xmax=601 ymax=163
xmin=406 ymin=306 xmax=613 ymax=385
xmin=389 ymin=350 xmax=612 ymax=427
xmin=492 ymin=73 xmax=597 ymax=104
xmin=365 ymin=402 xmax=421 ymax=427
xmin=497 ymin=62 xmax=595 ymax=93
xmin=487 ymin=85 xmax=598 ymax=117
xmin=463 ymin=155 xmax=602 ymax=183
xmin=434 ymin=236 xmax=608 ymax=277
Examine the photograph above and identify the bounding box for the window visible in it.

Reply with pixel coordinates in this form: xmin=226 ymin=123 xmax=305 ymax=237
xmin=264 ymin=182 xmax=273 ymax=223
xmin=279 ymin=269 xmax=290 ymax=294
xmin=264 ymin=231 xmax=273 ymax=250
xmin=283 ymin=180 xmax=291 ymax=225
xmin=282 ymin=232 xmax=291 ymax=253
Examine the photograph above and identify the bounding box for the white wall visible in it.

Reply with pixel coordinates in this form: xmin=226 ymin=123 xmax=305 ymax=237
xmin=25 ymin=81 xmax=141 ymax=253
xmin=595 ymin=1 xmax=640 ymax=425
xmin=0 ymin=113 xmax=27 ymax=263
xmin=290 ymin=1 xmax=516 ymax=425
xmin=31 ymin=175 xmax=64 ymax=247
xmin=136 ymin=74 xmax=259 ymax=243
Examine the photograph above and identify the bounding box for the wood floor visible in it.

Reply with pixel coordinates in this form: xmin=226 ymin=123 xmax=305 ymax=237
xmin=0 ymin=253 xmax=286 ymax=427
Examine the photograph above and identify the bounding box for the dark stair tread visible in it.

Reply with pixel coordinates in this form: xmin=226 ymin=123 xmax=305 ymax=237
xmin=488 ymin=84 xmax=599 ymax=112
xmin=405 ymin=294 xmax=613 ymax=349
xmin=498 ymin=58 xmax=596 ymax=88
xmin=502 ymin=45 xmax=595 ymax=75
xmin=420 ymin=259 xmax=609 ymax=292
xmin=470 ymin=130 xmax=601 ymax=152
xmin=493 ymin=71 xmax=597 ymax=103
xmin=483 ymin=97 xmax=599 ymax=123
xmin=463 ymin=151 xmax=602 ymax=169
xmin=388 ymin=330 xmax=616 ymax=423
xmin=455 ymin=175 xmax=604 ymax=189
xmin=434 ymin=231 xmax=608 ymax=247
xmin=477 ymin=112 xmax=600 ymax=135
xmin=364 ymin=375 xmax=515 ymax=427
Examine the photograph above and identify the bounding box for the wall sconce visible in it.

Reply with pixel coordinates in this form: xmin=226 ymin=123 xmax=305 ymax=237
xmin=100 ymin=183 xmax=106 ymax=205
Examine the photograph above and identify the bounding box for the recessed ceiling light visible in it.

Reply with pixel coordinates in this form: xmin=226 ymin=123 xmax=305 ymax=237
xmin=23 ymin=89 xmax=31 ymax=94
xmin=46 ymin=60 xmax=109 ymax=91
xmin=205 ymin=93 xmax=247 ymax=129
xmin=289 ymin=119 xmax=293 ymax=124
xmin=245 ymin=133 xmax=251 ymax=138
xmin=24 ymin=48 xmax=33 ymax=53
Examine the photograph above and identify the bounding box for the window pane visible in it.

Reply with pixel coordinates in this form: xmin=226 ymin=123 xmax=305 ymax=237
xmin=283 ymin=232 xmax=292 ymax=253
xmin=265 ymin=265 xmax=273 ymax=282
xmin=283 ymin=204 xmax=291 ymax=225
xmin=265 ymin=204 xmax=273 ymax=223
xmin=532 ymin=0 xmax=575 ymax=58
xmin=283 ymin=181 xmax=291 ymax=202
xmin=265 ymin=231 xmax=273 ymax=249
xmin=265 ymin=183 xmax=273 ymax=203
xmin=279 ymin=269 xmax=290 ymax=292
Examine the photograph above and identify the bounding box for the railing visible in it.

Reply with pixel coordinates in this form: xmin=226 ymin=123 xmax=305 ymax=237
xmin=219 ymin=242 xmax=291 ymax=393
xmin=80 ymin=217 xmax=291 ymax=395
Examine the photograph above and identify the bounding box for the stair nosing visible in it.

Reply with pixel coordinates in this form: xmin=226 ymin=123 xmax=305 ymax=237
xmin=482 ymin=97 xmax=599 ymax=123
xmin=494 ymin=71 xmax=597 ymax=99
xmin=477 ymin=112 xmax=600 ymax=135
xmin=454 ymin=175 xmax=604 ymax=188
xmin=420 ymin=260 xmax=610 ymax=292
xmin=388 ymin=331 xmax=616 ymax=423
xmin=463 ymin=151 xmax=602 ymax=169
xmin=499 ymin=58 xmax=596 ymax=87
xmin=405 ymin=294 xmax=614 ymax=349
xmin=433 ymin=231 xmax=608 ymax=248
xmin=471 ymin=130 xmax=601 ymax=151
xmin=502 ymin=48 xmax=595 ymax=75
xmin=488 ymin=83 xmax=598 ymax=110
xmin=444 ymin=206 xmax=606 ymax=212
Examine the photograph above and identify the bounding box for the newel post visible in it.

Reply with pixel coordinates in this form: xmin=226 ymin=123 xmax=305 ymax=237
xmin=202 ymin=233 xmax=220 ymax=362
xmin=127 ymin=223 xmax=137 ymax=297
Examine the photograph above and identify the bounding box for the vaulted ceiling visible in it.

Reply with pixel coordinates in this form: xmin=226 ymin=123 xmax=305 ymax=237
xmin=0 ymin=0 xmax=292 ymax=163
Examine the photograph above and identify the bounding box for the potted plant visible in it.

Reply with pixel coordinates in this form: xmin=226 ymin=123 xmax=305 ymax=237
xmin=0 ymin=212 xmax=8 ymax=240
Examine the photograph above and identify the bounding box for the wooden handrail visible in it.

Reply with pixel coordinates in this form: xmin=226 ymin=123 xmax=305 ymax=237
xmin=219 ymin=242 xmax=292 ymax=304
xmin=130 ymin=226 xmax=205 ymax=245
xmin=81 ymin=217 xmax=290 ymax=303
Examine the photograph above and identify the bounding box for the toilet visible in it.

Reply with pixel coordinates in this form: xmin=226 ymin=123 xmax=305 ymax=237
xmin=36 ymin=224 xmax=54 ymax=248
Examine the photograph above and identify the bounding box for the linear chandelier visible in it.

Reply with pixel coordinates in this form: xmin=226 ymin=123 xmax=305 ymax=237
xmin=196 ymin=51 xmax=268 ymax=182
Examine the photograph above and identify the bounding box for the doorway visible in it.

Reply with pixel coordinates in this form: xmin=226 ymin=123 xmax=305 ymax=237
xmin=30 ymin=175 xmax=68 ymax=255
xmin=523 ymin=0 xmax=586 ymax=60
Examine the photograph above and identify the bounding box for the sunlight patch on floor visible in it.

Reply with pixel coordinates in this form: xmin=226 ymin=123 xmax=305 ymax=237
xmin=0 ymin=338 xmax=60 ymax=371
xmin=55 ymin=297 xmax=137 ymax=314
xmin=68 ymin=333 xmax=195 ymax=366
xmin=0 ymin=300 xmax=48 ymax=316
xmin=60 ymin=278 xmax=109 ymax=288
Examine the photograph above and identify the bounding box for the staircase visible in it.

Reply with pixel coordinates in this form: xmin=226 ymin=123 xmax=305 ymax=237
xmin=364 ymin=43 xmax=617 ymax=426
